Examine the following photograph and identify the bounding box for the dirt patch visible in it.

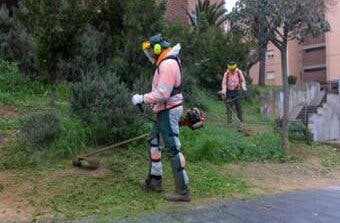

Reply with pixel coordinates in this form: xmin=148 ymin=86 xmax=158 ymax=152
xmin=0 ymin=166 xmax=112 ymax=222
xmin=0 ymin=105 xmax=19 ymax=119
xmin=0 ymin=172 xmax=34 ymax=223
xmin=222 ymin=162 xmax=340 ymax=194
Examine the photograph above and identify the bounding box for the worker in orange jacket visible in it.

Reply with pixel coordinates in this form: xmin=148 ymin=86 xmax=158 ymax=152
xmin=220 ymin=61 xmax=247 ymax=123
xmin=132 ymin=34 xmax=190 ymax=202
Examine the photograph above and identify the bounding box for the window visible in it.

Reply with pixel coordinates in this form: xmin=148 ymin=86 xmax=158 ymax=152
xmin=266 ymin=50 xmax=275 ymax=59
xmin=266 ymin=71 xmax=275 ymax=80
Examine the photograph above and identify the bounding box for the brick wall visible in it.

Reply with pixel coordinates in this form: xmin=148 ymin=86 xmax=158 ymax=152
xmin=164 ymin=0 xmax=189 ymax=24
xmin=303 ymin=48 xmax=326 ymax=68
xmin=303 ymin=69 xmax=327 ymax=84
xmin=163 ymin=0 xmax=224 ymax=25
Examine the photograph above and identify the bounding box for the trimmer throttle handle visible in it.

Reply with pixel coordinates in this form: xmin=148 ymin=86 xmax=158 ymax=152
xmin=137 ymin=103 xmax=144 ymax=113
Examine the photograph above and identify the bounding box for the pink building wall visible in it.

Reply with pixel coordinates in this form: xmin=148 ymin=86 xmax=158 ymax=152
xmin=326 ymin=2 xmax=340 ymax=82
xmin=250 ymin=1 xmax=340 ymax=86
xmin=249 ymin=40 xmax=302 ymax=86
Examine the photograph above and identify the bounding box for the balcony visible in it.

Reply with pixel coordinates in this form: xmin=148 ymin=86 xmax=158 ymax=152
xmin=302 ymin=48 xmax=326 ymax=67
xmin=302 ymin=35 xmax=326 ymax=47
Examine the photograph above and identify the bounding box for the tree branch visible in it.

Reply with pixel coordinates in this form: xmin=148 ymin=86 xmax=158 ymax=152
xmin=274 ymin=28 xmax=284 ymax=40
xmin=270 ymin=36 xmax=284 ymax=51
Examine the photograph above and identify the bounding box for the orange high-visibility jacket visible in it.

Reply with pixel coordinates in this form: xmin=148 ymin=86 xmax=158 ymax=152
xmin=221 ymin=68 xmax=246 ymax=93
xmin=144 ymin=44 xmax=183 ymax=113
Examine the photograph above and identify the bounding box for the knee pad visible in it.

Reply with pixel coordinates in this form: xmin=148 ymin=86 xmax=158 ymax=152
xmin=148 ymin=137 xmax=159 ymax=147
xmin=150 ymin=147 xmax=161 ymax=161
xmin=179 ymin=152 xmax=186 ymax=168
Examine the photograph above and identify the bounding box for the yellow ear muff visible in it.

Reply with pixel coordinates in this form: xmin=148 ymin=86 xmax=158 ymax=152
xmin=153 ymin=43 xmax=162 ymax=55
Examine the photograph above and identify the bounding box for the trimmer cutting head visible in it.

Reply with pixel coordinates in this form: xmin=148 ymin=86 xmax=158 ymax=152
xmin=72 ymin=156 xmax=100 ymax=170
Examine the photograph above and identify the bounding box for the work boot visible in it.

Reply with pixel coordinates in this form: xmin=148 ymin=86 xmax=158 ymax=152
xmin=165 ymin=187 xmax=191 ymax=202
xmin=140 ymin=176 xmax=162 ymax=192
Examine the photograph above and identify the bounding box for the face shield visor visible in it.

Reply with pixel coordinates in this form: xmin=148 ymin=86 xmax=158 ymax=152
xmin=142 ymin=41 xmax=156 ymax=65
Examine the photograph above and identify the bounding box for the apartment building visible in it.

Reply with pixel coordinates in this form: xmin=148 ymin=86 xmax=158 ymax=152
xmin=249 ymin=1 xmax=340 ymax=90
xmin=164 ymin=0 xmax=223 ymax=24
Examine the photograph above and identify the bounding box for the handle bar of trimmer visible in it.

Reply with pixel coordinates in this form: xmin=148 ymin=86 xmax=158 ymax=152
xmin=137 ymin=103 xmax=156 ymax=123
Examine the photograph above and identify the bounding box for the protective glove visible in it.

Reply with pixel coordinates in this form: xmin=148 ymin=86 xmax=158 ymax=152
xmin=242 ymin=85 xmax=248 ymax=91
xmin=132 ymin=94 xmax=144 ymax=106
xmin=218 ymin=90 xmax=226 ymax=100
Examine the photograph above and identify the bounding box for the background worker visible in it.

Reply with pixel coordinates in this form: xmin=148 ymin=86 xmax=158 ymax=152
xmin=131 ymin=34 xmax=190 ymax=202
xmin=220 ymin=61 xmax=247 ymax=123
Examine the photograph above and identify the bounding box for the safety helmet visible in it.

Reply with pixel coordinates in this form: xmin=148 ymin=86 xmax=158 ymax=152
xmin=142 ymin=34 xmax=171 ymax=64
xmin=228 ymin=61 xmax=237 ymax=70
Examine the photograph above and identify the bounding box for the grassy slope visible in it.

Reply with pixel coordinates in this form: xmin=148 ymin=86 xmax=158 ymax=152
xmin=0 ymin=83 xmax=264 ymax=219
xmin=1 ymin=64 xmax=340 ymax=220
xmin=18 ymin=89 xmax=253 ymax=219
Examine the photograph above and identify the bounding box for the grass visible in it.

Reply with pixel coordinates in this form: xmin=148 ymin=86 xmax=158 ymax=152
xmin=24 ymin=151 xmax=249 ymax=219
xmin=0 ymin=117 xmax=19 ymax=130
xmin=1 ymin=87 xmax=282 ymax=220
xmin=2 ymin=60 xmax=333 ymax=221
xmin=299 ymin=143 xmax=340 ymax=169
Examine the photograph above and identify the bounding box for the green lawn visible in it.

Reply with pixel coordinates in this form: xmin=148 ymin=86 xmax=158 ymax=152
xmin=1 ymin=64 xmax=337 ymax=220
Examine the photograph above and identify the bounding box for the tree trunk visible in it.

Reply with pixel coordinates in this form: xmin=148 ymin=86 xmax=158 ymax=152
xmin=258 ymin=45 xmax=267 ymax=86
xmin=281 ymin=43 xmax=289 ymax=151
xmin=50 ymin=81 xmax=57 ymax=111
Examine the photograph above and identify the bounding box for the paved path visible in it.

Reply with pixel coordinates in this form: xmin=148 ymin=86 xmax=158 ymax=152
xmin=119 ymin=185 xmax=340 ymax=223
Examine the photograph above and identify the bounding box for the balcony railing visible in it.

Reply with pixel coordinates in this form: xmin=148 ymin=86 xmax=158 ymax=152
xmin=302 ymin=35 xmax=326 ymax=47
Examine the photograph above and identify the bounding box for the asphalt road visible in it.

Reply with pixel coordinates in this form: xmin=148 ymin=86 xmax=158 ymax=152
xmin=41 ymin=185 xmax=340 ymax=223
xmin=118 ymin=185 xmax=340 ymax=223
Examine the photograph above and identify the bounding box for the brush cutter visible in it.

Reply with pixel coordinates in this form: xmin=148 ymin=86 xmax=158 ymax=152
xmin=72 ymin=134 xmax=148 ymax=170
xmin=72 ymin=104 xmax=205 ymax=170
xmin=218 ymin=91 xmax=252 ymax=136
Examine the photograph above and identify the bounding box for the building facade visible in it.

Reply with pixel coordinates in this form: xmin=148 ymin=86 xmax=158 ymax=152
xmin=249 ymin=1 xmax=340 ymax=89
xmin=164 ymin=0 xmax=223 ymax=24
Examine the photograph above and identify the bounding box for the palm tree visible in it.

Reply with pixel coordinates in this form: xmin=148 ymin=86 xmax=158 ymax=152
xmin=187 ymin=0 xmax=228 ymax=27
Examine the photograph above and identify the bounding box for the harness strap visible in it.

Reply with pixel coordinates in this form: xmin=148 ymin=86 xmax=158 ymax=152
xmin=157 ymin=56 xmax=183 ymax=97
xmin=226 ymin=69 xmax=242 ymax=93
xmin=157 ymin=55 xmax=183 ymax=108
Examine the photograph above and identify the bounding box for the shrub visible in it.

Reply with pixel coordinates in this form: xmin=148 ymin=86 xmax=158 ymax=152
xmin=71 ymin=67 xmax=144 ymax=145
xmin=50 ymin=115 xmax=88 ymax=157
xmin=0 ymin=59 xmax=46 ymax=104
xmin=19 ymin=111 xmax=59 ymax=151
xmin=182 ymin=67 xmax=208 ymax=109
xmin=0 ymin=59 xmax=45 ymax=104
xmin=180 ymin=26 xmax=252 ymax=91
xmin=58 ymin=25 xmax=111 ymax=82
xmin=289 ymin=121 xmax=312 ymax=143
xmin=0 ymin=6 xmax=36 ymax=75
xmin=0 ymin=59 xmax=26 ymax=93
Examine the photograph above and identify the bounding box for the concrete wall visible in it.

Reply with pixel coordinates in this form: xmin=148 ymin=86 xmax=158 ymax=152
xmin=260 ymin=82 xmax=325 ymax=120
xmin=309 ymin=94 xmax=340 ymax=141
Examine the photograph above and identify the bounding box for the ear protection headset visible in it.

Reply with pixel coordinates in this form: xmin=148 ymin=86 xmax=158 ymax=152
xmin=153 ymin=43 xmax=162 ymax=55
xmin=147 ymin=34 xmax=171 ymax=56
